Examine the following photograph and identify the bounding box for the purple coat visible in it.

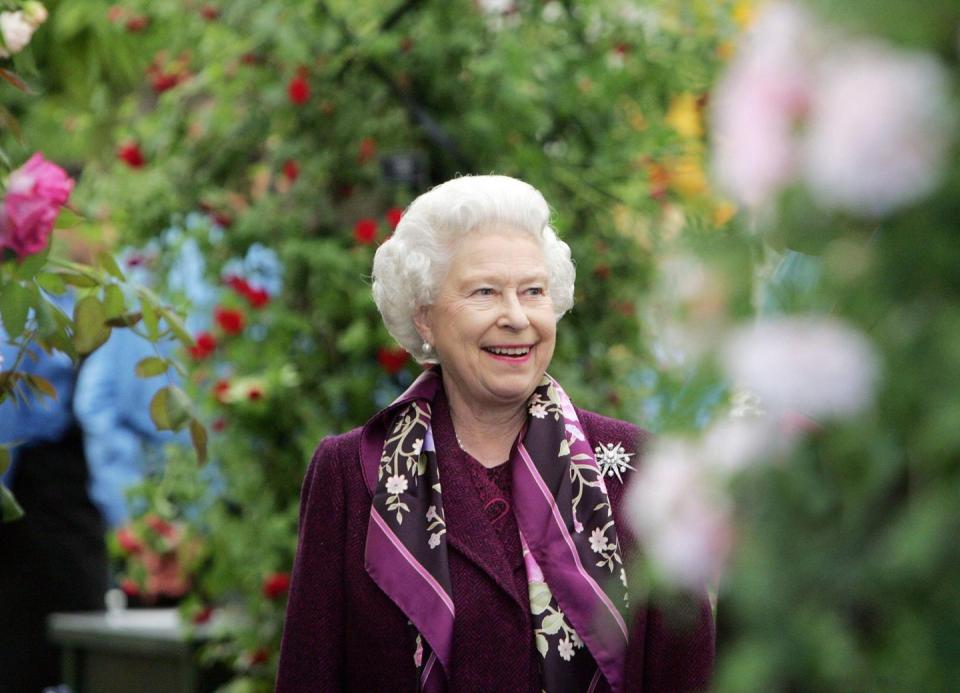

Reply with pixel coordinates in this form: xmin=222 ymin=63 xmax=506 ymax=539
xmin=277 ymin=393 xmax=714 ymax=692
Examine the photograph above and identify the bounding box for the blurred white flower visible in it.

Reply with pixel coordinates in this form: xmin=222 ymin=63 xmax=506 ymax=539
xmin=0 ymin=11 xmax=36 ymax=57
xmin=22 ymin=2 xmax=48 ymax=28
xmin=722 ymin=316 xmax=879 ymax=420
xmin=475 ymin=0 xmax=514 ymax=15
xmin=541 ymin=1 xmax=564 ymax=23
xmin=625 ymin=440 xmax=733 ymax=589
xmin=701 ymin=416 xmax=782 ymax=473
xmin=710 ymin=1 xmax=818 ymax=208
xmin=802 ymin=41 xmax=952 ymax=217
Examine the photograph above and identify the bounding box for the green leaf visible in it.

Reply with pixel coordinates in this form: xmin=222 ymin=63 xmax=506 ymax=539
xmin=150 ymin=386 xmax=173 ymax=431
xmin=97 ymin=252 xmax=125 ymax=281
xmin=541 ymin=612 xmax=564 ymax=635
xmin=24 ymin=374 xmax=57 ymax=401
xmin=535 ymin=633 xmax=548 ymax=658
xmin=170 ymin=387 xmax=192 ymax=430
xmin=189 ymin=419 xmax=208 ymax=465
xmin=35 ymin=272 xmax=67 ymax=295
xmin=102 ymin=284 xmax=126 ymax=319
xmin=0 ymin=281 xmax=31 ymax=336
xmin=150 ymin=385 xmax=192 ymax=432
xmin=135 ymin=356 xmax=169 ymax=378
xmin=529 ymin=581 xmax=552 ymax=615
xmin=105 ymin=312 xmax=142 ymax=328
xmin=56 ymin=271 xmax=98 ymax=288
xmin=158 ymin=306 xmax=192 ymax=345
xmin=0 ymin=447 xmax=9 ymax=477
xmin=1 ymin=484 xmax=24 ymax=523
xmin=73 ymin=295 xmax=111 ymax=356
xmin=141 ymin=299 xmax=159 ymax=340
xmin=13 ymin=248 xmax=49 ymax=280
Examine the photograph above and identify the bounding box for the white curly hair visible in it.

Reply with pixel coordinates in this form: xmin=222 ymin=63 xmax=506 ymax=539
xmin=372 ymin=175 xmax=576 ymax=363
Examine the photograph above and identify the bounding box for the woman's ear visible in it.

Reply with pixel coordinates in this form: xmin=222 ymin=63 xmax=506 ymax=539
xmin=413 ymin=306 xmax=434 ymax=347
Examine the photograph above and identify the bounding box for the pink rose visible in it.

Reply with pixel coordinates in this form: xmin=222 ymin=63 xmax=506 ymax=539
xmin=0 ymin=153 xmax=74 ymax=259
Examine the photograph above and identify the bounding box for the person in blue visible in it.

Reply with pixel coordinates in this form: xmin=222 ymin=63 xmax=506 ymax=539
xmin=74 ymin=327 xmax=187 ymax=529
xmin=0 ymin=297 xmax=109 ymax=693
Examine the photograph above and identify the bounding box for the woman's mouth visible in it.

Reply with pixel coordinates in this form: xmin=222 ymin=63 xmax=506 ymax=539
xmin=482 ymin=345 xmax=534 ymax=362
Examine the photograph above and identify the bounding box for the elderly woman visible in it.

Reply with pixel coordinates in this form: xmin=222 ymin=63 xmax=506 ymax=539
xmin=277 ymin=176 xmax=714 ymax=692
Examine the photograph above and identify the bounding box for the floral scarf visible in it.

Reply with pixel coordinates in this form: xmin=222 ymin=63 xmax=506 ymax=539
xmin=363 ymin=368 xmax=629 ymax=692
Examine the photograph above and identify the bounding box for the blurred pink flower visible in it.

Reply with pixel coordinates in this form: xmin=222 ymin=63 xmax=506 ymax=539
xmin=722 ymin=316 xmax=879 ymax=420
xmin=625 ymin=440 xmax=733 ymax=589
xmin=710 ymin=1 xmax=817 ymax=209
xmin=0 ymin=153 xmax=74 ymax=259
xmin=0 ymin=11 xmax=35 ymax=57
xmin=802 ymin=41 xmax=952 ymax=217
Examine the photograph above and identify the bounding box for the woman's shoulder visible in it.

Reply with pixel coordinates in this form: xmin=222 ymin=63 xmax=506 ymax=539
xmin=304 ymin=425 xmax=367 ymax=491
xmin=573 ymin=407 xmax=651 ymax=457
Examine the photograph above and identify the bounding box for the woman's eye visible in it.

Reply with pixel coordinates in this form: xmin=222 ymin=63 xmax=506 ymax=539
xmin=474 ymin=287 xmax=496 ymax=296
xmin=525 ymin=287 xmax=545 ymax=296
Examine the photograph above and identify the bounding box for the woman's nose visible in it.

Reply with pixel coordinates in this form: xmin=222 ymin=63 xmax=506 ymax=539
xmin=497 ymin=291 xmax=530 ymax=330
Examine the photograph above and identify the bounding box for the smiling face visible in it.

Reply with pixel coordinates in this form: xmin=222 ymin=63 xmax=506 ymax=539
xmin=415 ymin=227 xmax=557 ymax=414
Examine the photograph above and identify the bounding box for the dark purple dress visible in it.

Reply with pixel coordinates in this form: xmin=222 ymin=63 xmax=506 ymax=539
xmin=276 ymin=388 xmax=714 ymax=691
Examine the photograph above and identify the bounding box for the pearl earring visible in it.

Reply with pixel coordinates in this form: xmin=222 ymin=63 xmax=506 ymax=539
xmin=422 ymin=342 xmax=432 ymax=354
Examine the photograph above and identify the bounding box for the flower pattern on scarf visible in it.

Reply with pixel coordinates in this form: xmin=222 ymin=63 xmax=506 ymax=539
xmin=378 ymin=402 xmax=431 ymax=525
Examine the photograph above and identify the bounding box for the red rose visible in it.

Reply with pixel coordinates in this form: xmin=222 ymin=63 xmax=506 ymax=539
xmin=120 ymin=578 xmax=141 ymax=597
xmin=225 ymin=274 xmax=250 ymax=293
xmin=150 ymin=71 xmax=181 ymax=93
xmin=357 ymin=137 xmax=377 ymax=164
xmin=125 ymin=15 xmax=149 ymax=32
xmin=246 ymin=386 xmax=263 ymax=401
xmin=249 ymin=648 xmax=270 ymax=666
xmin=377 ymin=346 xmax=410 ymax=375
xmin=213 ymin=379 xmax=231 ymax=403
xmin=225 ymin=275 xmax=271 ymax=308
xmin=192 ymin=605 xmax=214 ymax=624
xmin=200 ymin=4 xmax=219 ymax=20
xmin=144 ymin=514 xmax=177 ymax=540
xmin=116 ymin=527 xmax=143 ymax=554
xmin=246 ymin=286 xmax=270 ymax=308
xmin=262 ymin=572 xmax=290 ymax=600
xmin=287 ymin=72 xmax=310 ymax=105
xmin=282 ymin=159 xmax=300 ymax=182
xmin=385 ymin=207 xmax=403 ymax=230
xmin=189 ymin=331 xmax=217 ymax=360
xmin=214 ymin=306 xmax=246 ymax=335
xmin=117 ymin=143 xmax=145 ymax=168
xmin=211 ymin=417 xmax=227 ymax=432
xmin=353 ymin=218 xmax=378 ymax=245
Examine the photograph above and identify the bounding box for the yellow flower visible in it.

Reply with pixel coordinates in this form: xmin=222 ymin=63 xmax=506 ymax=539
xmin=667 ymin=151 xmax=708 ymax=198
xmin=712 ymin=199 xmax=738 ymax=228
xmin=665 ymin=93 xmax=703 ymax=140
xmin=733 ymin=1 xmax=757 ymax=29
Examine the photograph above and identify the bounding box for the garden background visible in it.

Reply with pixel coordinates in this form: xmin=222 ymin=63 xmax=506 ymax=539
xmin=1 ymin=0 xmax=959 ymax=691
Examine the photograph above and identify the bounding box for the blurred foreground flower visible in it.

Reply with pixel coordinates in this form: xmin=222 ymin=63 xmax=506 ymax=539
xmin=711 ymin=0 xmax=952 ymax=217
xmin=710 ymin=1 xmax=817 ymax=209
xmin=802 ymin=41 xmax=952 ymax=217
xmin=0 ymin=152 xmax=74 ymax=258
xmin=722 ymin=316 xmax=879 ymax=420
xmin=625 ymin=439 xmax=733 ymax=590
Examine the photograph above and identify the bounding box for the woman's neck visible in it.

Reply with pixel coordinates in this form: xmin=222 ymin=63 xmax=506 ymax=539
xmin=444 ymin=386 xmax=527 ymax=469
